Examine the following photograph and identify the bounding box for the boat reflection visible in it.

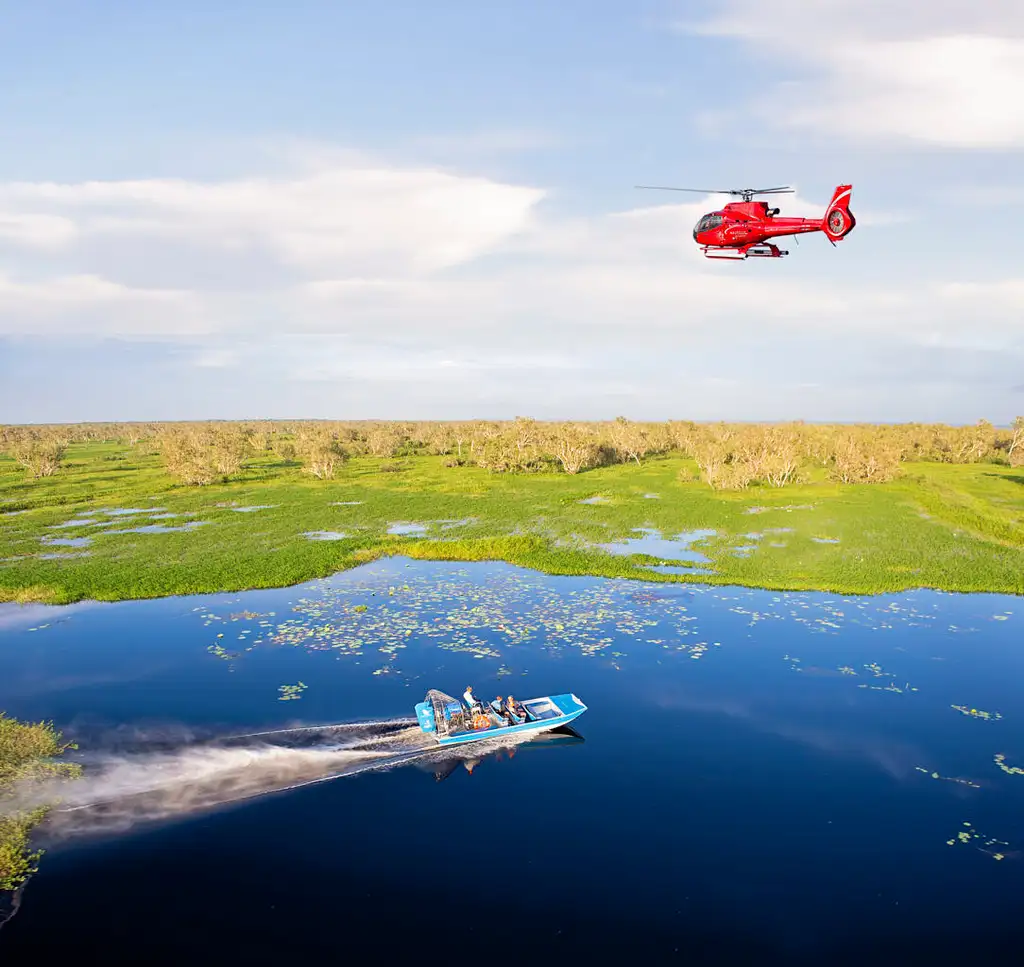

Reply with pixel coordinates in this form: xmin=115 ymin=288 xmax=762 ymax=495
xmin=422 ymin=724 xmax=585 ymax=782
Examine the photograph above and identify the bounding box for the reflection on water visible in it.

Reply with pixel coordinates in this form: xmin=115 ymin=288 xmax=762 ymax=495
xmin=387 ymin=522 xmax=428 ymax=536
xmin=436 ymin=517 xmax=475 ymax=530
xmin=97 ymin=508 xmax=167 ymax=516
xmin=645 ymin=564 xmax=714 ymax=575
xmin=599 ymin=526 xmax=716 ymax=565
xmin=107 ymin=522 xmax=208 ymax=535
xmin=424 ymin=725 xmax=585 ymax=782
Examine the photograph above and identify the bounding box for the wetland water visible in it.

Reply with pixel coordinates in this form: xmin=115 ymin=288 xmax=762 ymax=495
xmin=1 ymin=558 xmax=1023 ymax=963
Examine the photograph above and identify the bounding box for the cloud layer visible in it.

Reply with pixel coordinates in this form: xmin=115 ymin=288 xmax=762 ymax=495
xmin=1 ymin=150 xmax=1021 ymax=421
xmin=683 ymin=0 xmax=1024 ymax=148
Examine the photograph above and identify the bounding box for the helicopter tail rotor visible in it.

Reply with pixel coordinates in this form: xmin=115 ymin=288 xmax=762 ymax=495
xmin=822 ymin=184 xmax=855 ymax=241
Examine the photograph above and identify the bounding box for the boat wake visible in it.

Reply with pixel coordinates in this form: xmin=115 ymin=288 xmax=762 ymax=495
xmin=7 ymin=718 xmax=545 ymax=842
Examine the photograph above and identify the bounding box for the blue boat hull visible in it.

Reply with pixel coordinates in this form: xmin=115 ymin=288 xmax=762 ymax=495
xmin=419 ymin=692 xmax=587 ymax=747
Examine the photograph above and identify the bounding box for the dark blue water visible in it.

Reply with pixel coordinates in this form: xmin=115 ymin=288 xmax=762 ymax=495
xmin=1 ymin=558 xmax=1022 ymax=964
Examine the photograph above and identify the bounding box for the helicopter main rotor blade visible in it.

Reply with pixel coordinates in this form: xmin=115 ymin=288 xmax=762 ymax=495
xmin=635 ymin=185 xmax=795 ymax=197
xmin=634 ymin=186 xmax=732 ymax=193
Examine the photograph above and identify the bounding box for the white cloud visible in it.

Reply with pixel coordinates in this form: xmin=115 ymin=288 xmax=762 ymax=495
xmin=0 ymin=272 xmax=205 ymax=336
xmin=685 ymin=0 xmax=1024 ymax=45
xmin=193 ymin=348 xmax=238 ymax=368
xmin=681 ymin=1 xmax=1024 ymax=149
xmin=289 ymin=345 xmax=584 ymax=383
xmin=0 ymin=212 xmax=78 ymax=249
xmin=939 ymin=278 xmax=1024 ymax=310
xmin=0 ymin=163 xmax=544 ymax=278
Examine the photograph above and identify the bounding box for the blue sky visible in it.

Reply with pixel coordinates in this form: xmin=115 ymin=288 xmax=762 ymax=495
xmin=1 ymin=0 xmax=1022 ymax=424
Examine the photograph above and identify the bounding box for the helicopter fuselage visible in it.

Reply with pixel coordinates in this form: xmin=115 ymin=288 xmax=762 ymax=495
xmin=693 ymin=201 xmax=823 ymax=251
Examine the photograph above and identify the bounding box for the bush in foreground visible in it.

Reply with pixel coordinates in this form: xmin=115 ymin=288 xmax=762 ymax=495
xmin=0 ymin=714 xmax=81 ymax=891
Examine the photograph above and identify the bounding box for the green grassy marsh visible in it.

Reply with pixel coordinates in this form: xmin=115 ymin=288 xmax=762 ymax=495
xmin=2 ymin=442 xmax=1023 ymax=602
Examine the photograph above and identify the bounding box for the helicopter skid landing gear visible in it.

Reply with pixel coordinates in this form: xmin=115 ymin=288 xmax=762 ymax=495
xmin=702 ymin=242 xmax=788 ymax=260
xmin=744 ymin=243 xmax=787 ymax=258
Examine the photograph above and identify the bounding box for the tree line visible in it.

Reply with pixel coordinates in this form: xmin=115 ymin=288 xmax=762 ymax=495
xmin=2 ymin=417 xmax=1022 ymax=491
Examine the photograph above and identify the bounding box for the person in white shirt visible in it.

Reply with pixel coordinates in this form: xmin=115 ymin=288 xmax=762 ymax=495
xmin=463 ymin=686 xmax=482 ymax=714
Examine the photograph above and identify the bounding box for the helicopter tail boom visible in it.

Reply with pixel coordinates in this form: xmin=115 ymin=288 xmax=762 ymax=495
xmin=822 ymin=184 xmax=855 ymax=241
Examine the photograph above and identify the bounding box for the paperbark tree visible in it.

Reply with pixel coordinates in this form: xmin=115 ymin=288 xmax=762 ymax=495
xmin=1008 ymin=416 xmax=1024 ymax=462
xmin=11 ymin=431 xmax=66 ymax=478
xmin=159 ymin=429 xmax=218 ymax=485
xmin=296 ymin=428 xmax=346 ymax=479
xmin=608 ymin=416 xmax=649 ymax=465
xmin=552 ymin=423 xmax=600 ymax=474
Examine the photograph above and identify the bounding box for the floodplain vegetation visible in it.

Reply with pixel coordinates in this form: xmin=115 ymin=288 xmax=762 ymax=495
xmin=0 ymin=714 xmax=79 ymax=899
xmin=0 ymin=416 xmax=1022 ymax=603
xmin=0 ymin=416 xmax=1022 ymax=895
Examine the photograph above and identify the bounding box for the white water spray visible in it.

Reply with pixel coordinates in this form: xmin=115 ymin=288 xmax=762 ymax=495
xmin=3 ymin=714 xmax=558 ymax=845
xmin=3 ymin=718 xmax=502 ymax=841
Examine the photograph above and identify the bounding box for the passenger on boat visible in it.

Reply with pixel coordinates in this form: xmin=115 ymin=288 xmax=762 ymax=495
xmin=506 ymin=695 xmax=527 ymax=724
xmin=494 ymin=696 xmax=512 ymax=725
xmin=463 ymin=686 xmax=482 ymax=715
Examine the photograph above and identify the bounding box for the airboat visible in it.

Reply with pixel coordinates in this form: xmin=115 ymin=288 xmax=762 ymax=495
xmin=414 ymin=689 xmax=587 ymax=747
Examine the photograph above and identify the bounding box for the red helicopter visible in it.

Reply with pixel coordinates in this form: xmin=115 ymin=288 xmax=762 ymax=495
xmin=634 ymin=184 xmax=855 ymax=259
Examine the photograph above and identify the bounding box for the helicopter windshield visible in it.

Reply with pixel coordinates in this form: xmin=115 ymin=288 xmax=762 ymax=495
xmin=695 ymin=213 xmax=723 ymax=234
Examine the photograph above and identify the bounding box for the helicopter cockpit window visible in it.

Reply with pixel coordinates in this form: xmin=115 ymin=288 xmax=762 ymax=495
xmin=695 ymin=214 xmax=723 ymax=233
